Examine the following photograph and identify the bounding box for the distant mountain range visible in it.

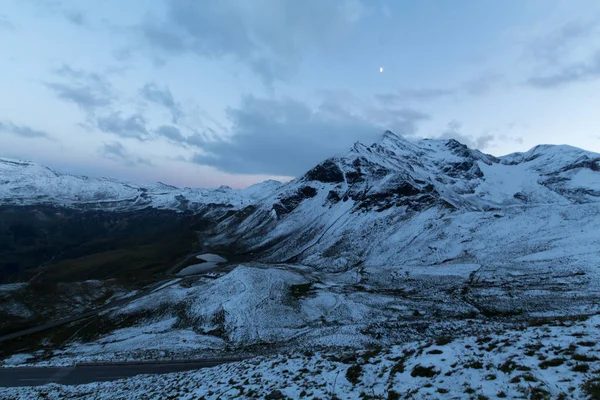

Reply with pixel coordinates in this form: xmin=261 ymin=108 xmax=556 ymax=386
xmin=0 ymin=157 xmax=282 ymax=211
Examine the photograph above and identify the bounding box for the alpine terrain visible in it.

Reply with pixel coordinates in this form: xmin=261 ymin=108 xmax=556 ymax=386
xmin=2 ymin=131 xmax=600 ymax=399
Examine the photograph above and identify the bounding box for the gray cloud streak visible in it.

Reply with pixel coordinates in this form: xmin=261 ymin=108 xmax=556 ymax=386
xmin=527 ymin=50 xmax=600 ymax=88
xmin=155 ymin=125 xmax=185 ymax=142
xmin=377 ymin=74 xmax=502 ymax=104
xmin=0 ymin=14 xmax=14 ymax=30
xmin=44 ymin=65 xmax=114 ymax=112
xmin=530 ymin=20 xmax=598 ymax=65
xmin=64 ymin=10 xmax=87 ymax=26
xmin=100 ymin=142 xmax=153 ymax=167
xmin=140 ymin=83 xmax=183 ymax=123
xmin=378 ymin=88 xmax=455 ymax=104
xmin=96 ymin=113 xmax=149 ymax=140
xmin=0 ymin=121 xmax=52 ymax=139
xmin=154 ymin=125 xmax=210 ymax=150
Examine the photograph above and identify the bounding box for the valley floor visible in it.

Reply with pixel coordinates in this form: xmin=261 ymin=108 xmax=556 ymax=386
xmin=4 ymin=314 xmax=600 ymax=399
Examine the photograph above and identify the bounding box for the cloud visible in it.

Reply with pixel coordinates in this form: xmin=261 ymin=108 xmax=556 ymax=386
xmin=377 ymin=88 xmax=455 ymax=104
xmin=28 ymin=2 xmax=90 ymax=27
xmin=463 ymin=74 xmax=503 ymax=96
xmin=154 ymin=125 xmax=212 ymax=149
xmin=44 ymin=65 xmax=114 ymax=112
xmin=0 ymin=14 xmax=14 ymax=30
xmin=190 ymin=95 xmax=428 ymax=176
xmin=155 ymin=124 xmax=185 ymax=142
xmin=96 ymin=113 xmax=149 ymax=140
xmin=499 ymin=134 xmax=524 ymax=145
xmin=377 ymin=74 xmax=502 ymax=104
xmin=140 ymin=0 xmax=366 ymax=84
xmin=185 ymin=132 xmax=211 ymax=148
xmin=525 ymin=19 xmax=600 ymax=88
xmin=475 ymin=133 xmax=496 ymax=149
xmin=100 ymin=142 xmax=153 ymax=167
xmin=527 ymin=50 xmax=600 ymax=88
xmin=140 ymin=83 xmax=183 ymax=123
xmin=64 ymin=10 xmax=87 ymax=26
xmin=436 ymin=120 xmax=495 ymax=150
xmin=0 ymin=120 xmax=52 ymax=139
xmin=530 ymin=20 xmax=598 ymax=65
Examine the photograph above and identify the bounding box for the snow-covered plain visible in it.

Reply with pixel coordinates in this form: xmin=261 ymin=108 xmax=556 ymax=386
xmin=5 ymin=314 xmax=600 ymax=399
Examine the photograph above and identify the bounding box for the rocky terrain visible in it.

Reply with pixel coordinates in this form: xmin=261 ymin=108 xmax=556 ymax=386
xmin=5 ymin=314 xmax=600 ymax=399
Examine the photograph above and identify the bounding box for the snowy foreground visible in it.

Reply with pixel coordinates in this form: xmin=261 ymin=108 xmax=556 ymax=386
xmin=5 ymin=315 xmax=600 ymax=399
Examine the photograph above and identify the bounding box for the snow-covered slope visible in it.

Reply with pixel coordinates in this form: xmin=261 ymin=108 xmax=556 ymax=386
xmin=0 ymin=158 xmax=282 ymax=211
xmin=207 ymin=131 xmax=600 ymax=268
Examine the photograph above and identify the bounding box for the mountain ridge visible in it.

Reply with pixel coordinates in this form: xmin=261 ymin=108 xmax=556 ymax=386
xmin=1 ymin=132 xmax=599 ymax=270
xmin=202 ymin=131 xmax=600 ymax=270
xmin=0 ymin=156 xmax=283 ymax=212
xmin=2 ymin=132 xmax=598 ymax=212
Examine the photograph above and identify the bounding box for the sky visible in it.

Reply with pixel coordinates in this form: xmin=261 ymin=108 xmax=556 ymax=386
xmin=1 ymin=0 xmax=600 ymax=188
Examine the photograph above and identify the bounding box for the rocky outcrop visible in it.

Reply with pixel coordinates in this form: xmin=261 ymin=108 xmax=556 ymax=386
xmin=273 ymin=186 xmax=318 ymax=217
xmin=305 ymin=160 xmax=345 ymax=183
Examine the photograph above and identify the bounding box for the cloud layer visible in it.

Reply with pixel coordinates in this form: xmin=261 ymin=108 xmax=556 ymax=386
xmin=4 ymin=1 xmax=600 ymax=187
xmin=190 ymin=96 xmax=428 ymax=175
xmin=140 ymin=0 xmax=365 ymax=83
xmin=44 ymin=66 xmax=114 ymax=112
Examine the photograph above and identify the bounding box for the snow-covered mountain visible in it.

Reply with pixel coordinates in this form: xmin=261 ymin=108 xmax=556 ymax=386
xmin=0 ymin=157 xmax=282 ymax=211
xmin=207 ymin=131 xmax=600 ymax=269
xmin=2 ymin=132 xmax=598 ymax=271
xmin=3 ymin=131 xmax=600 ymax=372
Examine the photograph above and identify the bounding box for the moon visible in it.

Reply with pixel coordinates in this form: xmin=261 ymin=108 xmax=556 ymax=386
xmin=379 ymin=67 xmax=383 ymax=73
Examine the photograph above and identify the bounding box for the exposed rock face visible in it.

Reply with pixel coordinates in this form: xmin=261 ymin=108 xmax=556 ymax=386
xmin=305 ymin=160 xmax=345 ymax=183
xmin=273 ymin=186 xmax=318 ymax=217
xmin=558 ymin=157 xmax=600 ymax=173
xmin=442 ymin=161 xmax=484 ymax=179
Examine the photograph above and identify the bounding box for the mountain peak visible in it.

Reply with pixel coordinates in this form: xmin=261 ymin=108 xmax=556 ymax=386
xmin=376 ymin=130 xmax=422 ymax=156
xmin=381 ymin=130 xmax=406 ymax=143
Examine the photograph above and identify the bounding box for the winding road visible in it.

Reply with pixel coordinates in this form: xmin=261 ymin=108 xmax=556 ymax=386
xmin=0 ymin=358 xmax=244 ymax=387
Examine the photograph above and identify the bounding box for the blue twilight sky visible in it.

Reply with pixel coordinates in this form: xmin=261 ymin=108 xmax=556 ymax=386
xmin=1 ymin=0 xmax=600 ymax=188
